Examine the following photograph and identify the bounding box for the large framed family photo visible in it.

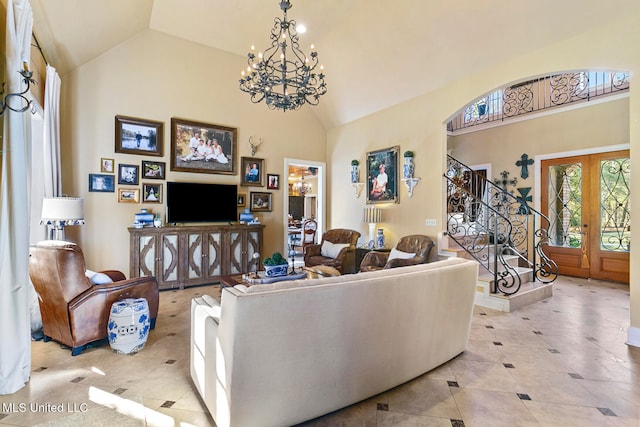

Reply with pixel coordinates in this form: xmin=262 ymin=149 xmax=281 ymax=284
xmin=115 ymin=115 xmax=163 ymax=157
xmin=170 ymin=117 xmax=237 ymax=175
xmin=366 ymin=145 xmax=399 ymax=204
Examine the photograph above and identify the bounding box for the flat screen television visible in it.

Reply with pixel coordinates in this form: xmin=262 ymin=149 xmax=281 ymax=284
xmin=166 ymin=182 xmax=238 ymax=224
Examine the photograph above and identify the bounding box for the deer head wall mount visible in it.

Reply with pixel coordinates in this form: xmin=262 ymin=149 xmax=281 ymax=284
xmin=249 ymin=136 xmax=263 ymax=156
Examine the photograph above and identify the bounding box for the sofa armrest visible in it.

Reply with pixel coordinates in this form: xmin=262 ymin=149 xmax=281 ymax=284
xmin=70 ymin=276 xmax=160 ymax=319
xmin=360 ymin=251 xmax=389 ymax=270
xmin=99 ymin=270 xmax=127 ymax=282
xmin=193 ymin=295 xmax=221 ymax=323
xmin=384 ymin=256 xmax=424 ymax=269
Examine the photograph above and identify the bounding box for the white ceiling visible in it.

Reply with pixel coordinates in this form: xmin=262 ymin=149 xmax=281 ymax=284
xmin=29 ymin=0 xmax=637 ymax=129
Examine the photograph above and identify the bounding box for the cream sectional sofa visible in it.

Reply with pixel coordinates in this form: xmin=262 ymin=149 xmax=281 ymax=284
xmin=190 ymin=257 xmax=478 ymax=427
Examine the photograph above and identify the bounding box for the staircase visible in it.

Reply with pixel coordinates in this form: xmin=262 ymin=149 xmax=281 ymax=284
xmin=442 ymin=156 xmax=558 ymax=312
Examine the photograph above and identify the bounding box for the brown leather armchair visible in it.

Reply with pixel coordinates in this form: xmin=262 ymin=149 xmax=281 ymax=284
xmin=304 ymin=228 xmax=361 ymax=274
xmin=29 ymin=240 xmax=159 ymax=356
xmin=359 ymin=235 xmax=435 ymax=272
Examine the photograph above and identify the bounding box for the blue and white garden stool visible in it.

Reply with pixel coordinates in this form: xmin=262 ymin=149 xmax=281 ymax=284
xmin=108 ymin=298 xmax=150 ymax=355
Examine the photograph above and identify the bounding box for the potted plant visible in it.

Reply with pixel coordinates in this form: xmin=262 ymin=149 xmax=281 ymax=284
xmin=263 ymin=252 xmax=289 ymax=277
xmin=403 ymin=151 xmax=415 ymax=179
xmin=350 ymin=159 xmax=360 ymax=183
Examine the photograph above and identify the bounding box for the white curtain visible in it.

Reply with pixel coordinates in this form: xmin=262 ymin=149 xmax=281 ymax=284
xmin=43 ymin=65 xmax=61 ymax=197
xmin=30 ymin=65 xmax=61 ymax=243
xmin=0 ymin=0 xmax=33 ymax=395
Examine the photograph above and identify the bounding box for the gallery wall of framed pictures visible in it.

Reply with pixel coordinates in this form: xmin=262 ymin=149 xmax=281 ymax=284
xmin=95 ymin=115 xmax=281 ymax=219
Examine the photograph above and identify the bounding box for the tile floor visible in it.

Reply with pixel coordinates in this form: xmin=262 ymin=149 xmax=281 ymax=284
xmin=0 ymin=275 xmax=638 ymax=426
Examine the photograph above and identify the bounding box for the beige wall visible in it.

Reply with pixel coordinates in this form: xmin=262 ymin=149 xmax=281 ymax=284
xmin=326 ymin=15 xmax=640 ymax=338
xmin=60 ymin=30 xmax=326 ymax=274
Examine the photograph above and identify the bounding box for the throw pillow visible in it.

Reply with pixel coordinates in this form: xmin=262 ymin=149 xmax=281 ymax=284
xmin=388 ymin=248 xmax=415 ymax=261
xmin=320 ymin=241 xmax=350 ymax=259
xmin=85 ymin=269 xmax=114 ymax=285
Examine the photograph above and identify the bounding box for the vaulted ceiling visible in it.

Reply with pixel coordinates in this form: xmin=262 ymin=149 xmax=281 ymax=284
xmin=29 ymin=0 xmax=638 ymax=129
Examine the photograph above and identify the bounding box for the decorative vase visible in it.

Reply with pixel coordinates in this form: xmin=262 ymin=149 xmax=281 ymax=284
xmin=108 ymin=298 xmax=150 ymax=355
xmin=264 ymin=264 xmax=288 ymax=277
xmin=403 ymin=157 xmax=414 ymax=179
xmin=350 ymin=165 xmax=360 ymax=183
xmin=376 ymin=229 xmax=385 ymax=249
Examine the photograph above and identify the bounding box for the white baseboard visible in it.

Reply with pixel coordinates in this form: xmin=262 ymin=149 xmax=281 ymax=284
xmin=627 ymin=326 xmax=640 ymax=348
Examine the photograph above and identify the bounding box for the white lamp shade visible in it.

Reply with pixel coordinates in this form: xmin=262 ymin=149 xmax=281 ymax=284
xmin=363 ymin=206 xmax=382 ymax=224
xmin=41 ymin=197 xmax=84 ymax=222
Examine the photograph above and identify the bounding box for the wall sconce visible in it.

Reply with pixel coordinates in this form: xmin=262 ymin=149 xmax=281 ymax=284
xmin=363 ymin=206 xmax=382 ymax=248
xmin=352 ymin=183 xmax=364 ymax=197
xmin=40 ymin=197 xmax=85 ymax=241
xmin=401 ymin=177 xmax=421 ymax=198
xmin=0 ymin=66 xmax=36 ymax=116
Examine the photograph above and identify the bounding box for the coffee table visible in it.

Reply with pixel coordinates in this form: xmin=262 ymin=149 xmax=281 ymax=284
xmin=219 ymin=266 xmax=340 ymax=288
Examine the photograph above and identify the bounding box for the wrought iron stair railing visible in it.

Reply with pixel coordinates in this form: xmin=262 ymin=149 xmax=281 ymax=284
xmin=445 ymin=155 xmax=558 ymax=295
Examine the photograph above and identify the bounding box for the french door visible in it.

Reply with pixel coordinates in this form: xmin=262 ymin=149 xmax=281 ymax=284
xmin=541 ymin=150 xmax=630 ymax=283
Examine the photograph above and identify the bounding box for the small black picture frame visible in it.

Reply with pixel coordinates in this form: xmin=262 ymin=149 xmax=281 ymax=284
xmin=118 ymin=164 xmax=139 ymax=185
xmin=141 ymin=160 xmax=166 ymax=180
xmin=267 ymin=173 xmax=280 ymax=190
xmin=88 ymin=174 xmax=115 ymax=192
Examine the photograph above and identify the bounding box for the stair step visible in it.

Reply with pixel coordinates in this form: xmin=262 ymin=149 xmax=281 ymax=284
xmin=474 ymin=278 xmax=553 ymax=312
xmin=478 ymin=266 xmax=533 ymax=284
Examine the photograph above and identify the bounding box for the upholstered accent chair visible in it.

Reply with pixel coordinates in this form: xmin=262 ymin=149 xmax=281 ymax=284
xmin=359 ymin=234 xmax=435 ymax=272
xmin=28 ymin=240 xmax=159 ymax=355
xmin=304 ymin=228 xmax=361 ymax=274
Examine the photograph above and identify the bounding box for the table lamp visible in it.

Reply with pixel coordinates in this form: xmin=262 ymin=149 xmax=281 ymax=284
xmin=363 ymin=206 xmax=382 ymax=248
xmin=40 ymin=197 xmax=85 ymax=241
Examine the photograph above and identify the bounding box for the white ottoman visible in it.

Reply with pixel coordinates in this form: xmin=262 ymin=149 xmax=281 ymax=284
xmin=108 ymin=298 xmax=150 ymax=355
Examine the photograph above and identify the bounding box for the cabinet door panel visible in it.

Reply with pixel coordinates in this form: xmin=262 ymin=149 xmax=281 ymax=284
xmin=161 ymin=234 xmax=179 ymax=283
xmin=138 ymin=235 xmax=156 ymax=277
xmin=187 ymin=233 xmax=203 ymax=280
xmin=206 ymin=232 xmax=223 ymax=277
xmin=229 ymin=231 xmax=243 ymax=274
xmin=246 ymin=230 xmax=261 ymax=273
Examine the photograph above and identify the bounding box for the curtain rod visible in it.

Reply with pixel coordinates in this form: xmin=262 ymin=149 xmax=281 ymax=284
xmin=31 ymin=31 xmax=48 ymax=65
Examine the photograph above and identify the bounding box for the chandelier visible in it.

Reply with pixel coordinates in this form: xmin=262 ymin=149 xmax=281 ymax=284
xmin=296 ymin=176 xmax=311 ymax=196
xmin=239 ymin=0 xmax=327 ymax=111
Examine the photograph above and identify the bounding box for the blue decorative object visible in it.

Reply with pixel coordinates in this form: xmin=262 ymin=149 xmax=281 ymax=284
xmin=376 ymin=229 xmax=385 ymax=249
xmin=264 ymin=264 xmax=288 ymax=277
xmin=351 ymin=164 xmax=360 ymax=183
xmin=108 ymin=298 xmax=150 ymax=355
xmin=403 ymin=157 xmax=414 ymax=179
xmin=239 ymin=208 xmax=254 ymax=223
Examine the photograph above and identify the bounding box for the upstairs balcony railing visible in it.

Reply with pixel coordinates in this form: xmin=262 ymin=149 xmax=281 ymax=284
xmin=448 ymin=71 xmax=630 ymax=133
xmin=445 ymin=156 xmax=558 ymax=294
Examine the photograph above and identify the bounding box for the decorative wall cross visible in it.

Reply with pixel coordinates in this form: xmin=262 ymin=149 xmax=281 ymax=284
xmin=516 ymin=153 xmax=534 ymax=179
xmin=494 ymin=170 xmax=517 ymax=191
xmin=516 ymin=187 xmax=532 ymax=214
